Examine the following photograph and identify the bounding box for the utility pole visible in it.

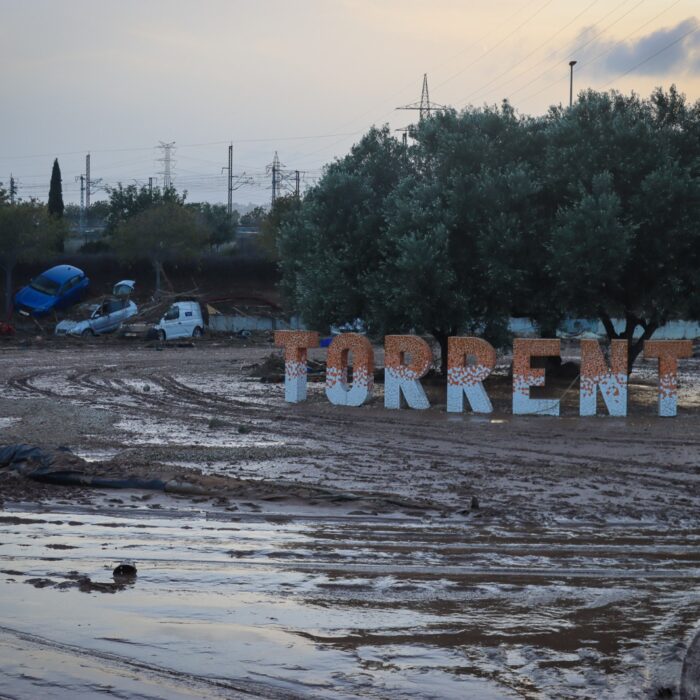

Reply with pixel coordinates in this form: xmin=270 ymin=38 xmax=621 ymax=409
xmin=221 ymin=149 xmax=253 ymax=212
xmin=85 ymin=153 xmax=91 ymax=209
xmin=9 ymin=174 xmax=17 ymax=204
xmin=157 ymin=141 xmax=176 ymax=188
xmin=294 ymin=170 xmax=300 ymax=198
xmin=221 ymin=144 xmax=233 ymax=218
xmin=569 ymin=60 xmax=577 ymax=108
xmin=148 ymin=177 xmax=153 ymax=196
xmin=228 ymin=144 xmax=233 ymax=216
xmin=83 ymin=153 xmax=102 ymax=229
xmin=75 ymin=175 xmax=86 ymax=242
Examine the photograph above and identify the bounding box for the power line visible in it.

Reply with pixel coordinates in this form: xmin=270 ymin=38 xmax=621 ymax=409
xmin=265 ymin=1 xmax=577 ymax=166
xmin=431 ymin=0 xmax=558 ymax=94
xmin=291 ymin=1 xmax=563 ymax=166
xmin=458 ymin=0 xmax=602 ymax=105
xmin=397 ymin=74 xmax=446 ymax=120
xmin=498 ymin=0 xmax=649 ymax=103
xmin=516 ymin=0 xmax=682 ymax=105
xmin=598 ymin=18 xmax=699 ymax=88
xmin=0 ymin=131 xmax=365 ymax=162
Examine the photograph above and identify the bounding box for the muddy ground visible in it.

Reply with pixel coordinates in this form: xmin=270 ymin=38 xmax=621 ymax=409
xmin=0 ymin=337 xmax=699 ymax=699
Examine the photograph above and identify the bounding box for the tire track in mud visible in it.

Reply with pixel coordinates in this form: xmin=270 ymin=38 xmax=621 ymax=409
xmin=0 ymin=624 xmax=304 ymax=700
xmin=5 ymin=364 xmax=266 ymax=422
xmin=4 ymin=369 xmax=692 ymax=525
xmin=3 ymin=346 xmax=700 ymax=536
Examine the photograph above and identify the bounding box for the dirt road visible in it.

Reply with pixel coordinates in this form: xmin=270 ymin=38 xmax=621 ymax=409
xmin=0 ymin=340 xmax=699 ymax=698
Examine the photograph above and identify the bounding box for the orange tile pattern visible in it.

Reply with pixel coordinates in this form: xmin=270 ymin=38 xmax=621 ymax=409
xmin=384 ymin=335 xmax=432 ymax=409
xmin=643 ymin=340 xmax=693 ymax=416
xmin=512 ymin=338 xmax=561 ymax=416
xmin=579 ymin=339 xmax=628 ymax=416
xmin=325 ymin=333 xmax=374 ymax=406
xmin=274 ymin=330 xmax=320 ymax=403
xmin=446 ymin=337 xmax=496 ymax=413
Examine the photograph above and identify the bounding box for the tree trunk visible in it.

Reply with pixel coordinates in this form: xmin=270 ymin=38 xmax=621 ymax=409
xmin=628 ymin=320 xmax=658 ymax=370
xmin=597 ymin=307 xmax=618 ymax=342
xmin=154 ymin=260 xmax=161 ymax=296
xmin=432 ymin=330 xmax=450 ymax=378
xmin=597 ymin=307 xmax=658 ymax=372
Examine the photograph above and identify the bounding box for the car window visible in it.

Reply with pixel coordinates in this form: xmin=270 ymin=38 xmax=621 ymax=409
xmin=30 ymin=275 xmax=61 ymax=296
xmin=164 ymin=306 xmax=179 ymax=321
xmin=62 ymin=275 xmax=82 ymax=293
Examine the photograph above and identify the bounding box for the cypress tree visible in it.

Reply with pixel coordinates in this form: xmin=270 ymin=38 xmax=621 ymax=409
xmin=48 ymin=158 xmax=64 ymax=218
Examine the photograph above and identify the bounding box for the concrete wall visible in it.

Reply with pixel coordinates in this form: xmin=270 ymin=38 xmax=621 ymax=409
xmin=512 ymin=317 xmax=700 ymax=340
xmin=209 ymin=314 xmax=305 ymax=333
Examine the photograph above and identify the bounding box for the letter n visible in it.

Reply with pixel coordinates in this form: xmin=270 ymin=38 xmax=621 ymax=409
xmin=579 ymin=340 xmax=628 ymax=417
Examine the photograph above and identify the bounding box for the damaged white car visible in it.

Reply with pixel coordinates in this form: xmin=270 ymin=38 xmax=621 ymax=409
xmin=55 ymin=281 xmax=138 ymax=337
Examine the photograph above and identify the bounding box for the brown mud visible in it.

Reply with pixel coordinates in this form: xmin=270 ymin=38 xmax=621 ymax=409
xmin=0 ymin=340 xmax=699 ymax=699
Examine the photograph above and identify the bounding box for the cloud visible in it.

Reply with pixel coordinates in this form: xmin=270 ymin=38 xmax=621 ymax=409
xmin=573 ymin=17 xmax=700 ymax=77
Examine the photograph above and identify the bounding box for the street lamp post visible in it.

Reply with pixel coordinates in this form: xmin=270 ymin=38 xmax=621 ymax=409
xmin=569 ymin=60 xmax=577 ymax=108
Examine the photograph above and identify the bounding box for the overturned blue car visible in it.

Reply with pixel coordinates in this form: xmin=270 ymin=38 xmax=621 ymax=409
xmin=14 ymin=265 xmax=90 ymax=318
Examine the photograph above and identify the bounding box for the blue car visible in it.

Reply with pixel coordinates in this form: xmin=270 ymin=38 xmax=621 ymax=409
xmin=14 ymin=265 xmax=90 ymax=318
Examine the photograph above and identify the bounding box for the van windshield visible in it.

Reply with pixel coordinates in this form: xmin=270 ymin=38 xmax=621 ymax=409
xmin=30 ymin=275 xmax=61 ymax=296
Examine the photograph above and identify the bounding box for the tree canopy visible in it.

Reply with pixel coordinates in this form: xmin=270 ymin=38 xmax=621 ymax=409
xmin=256 ymin=196 xmax=297 ymax=260
xmin=544 ymin=88 xmax=700 ymax=365
xmin=186 ymin=202 xmax=237 ymax=250
xmin=240 ymin=206 xmax=266 ymax=228
xmin=104 ymin=183 xmax=187 ymax=235
xmin=111 ymin=202 xmax=208 ymax=293
xmin=278 ymin=87 xmax=700 ymax=371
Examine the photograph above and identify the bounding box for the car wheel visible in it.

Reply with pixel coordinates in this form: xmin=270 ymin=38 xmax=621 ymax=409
xmin=81 ymin=328 xmax=95 ymax=338
xmin=158 ymin=330 xmax=166 ymax=342
xmin=192 ymin=327 xmax=203 ymax=338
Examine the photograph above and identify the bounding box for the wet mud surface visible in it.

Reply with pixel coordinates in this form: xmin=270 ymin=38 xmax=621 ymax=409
xmin=0 ymin=341 xmax=699 ymax=698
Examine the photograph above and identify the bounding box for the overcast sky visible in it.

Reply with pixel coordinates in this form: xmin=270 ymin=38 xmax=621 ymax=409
xmin=1 ymin=0 xmax=698 ymax=207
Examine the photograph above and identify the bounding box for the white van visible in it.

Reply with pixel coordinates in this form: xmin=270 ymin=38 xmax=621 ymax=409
xmin=154 ymin=301 xmax=205 ymax=341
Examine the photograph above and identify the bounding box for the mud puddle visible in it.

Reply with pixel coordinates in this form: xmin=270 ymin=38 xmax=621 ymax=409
xmin=1 ymin=503 xmax=699 ymax=699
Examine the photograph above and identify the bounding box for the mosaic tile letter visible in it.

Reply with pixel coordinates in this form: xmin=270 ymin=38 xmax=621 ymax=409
xmin=446 ymin=337 xmax=496 ymax=413
xmin=384 ymin=335 xmax=432 ymax=410
xmin=325 ymin=333 xmax=374 ymax=406
xmin=579 ymin=339 xmax=628 ymax=417
xmin=274 ymin=330 xmax=320 ymax=403
xmin=512 ymin=338 xmax=561 ymax=416
xmin=643 ymin=340 xmax=692 ymax=417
